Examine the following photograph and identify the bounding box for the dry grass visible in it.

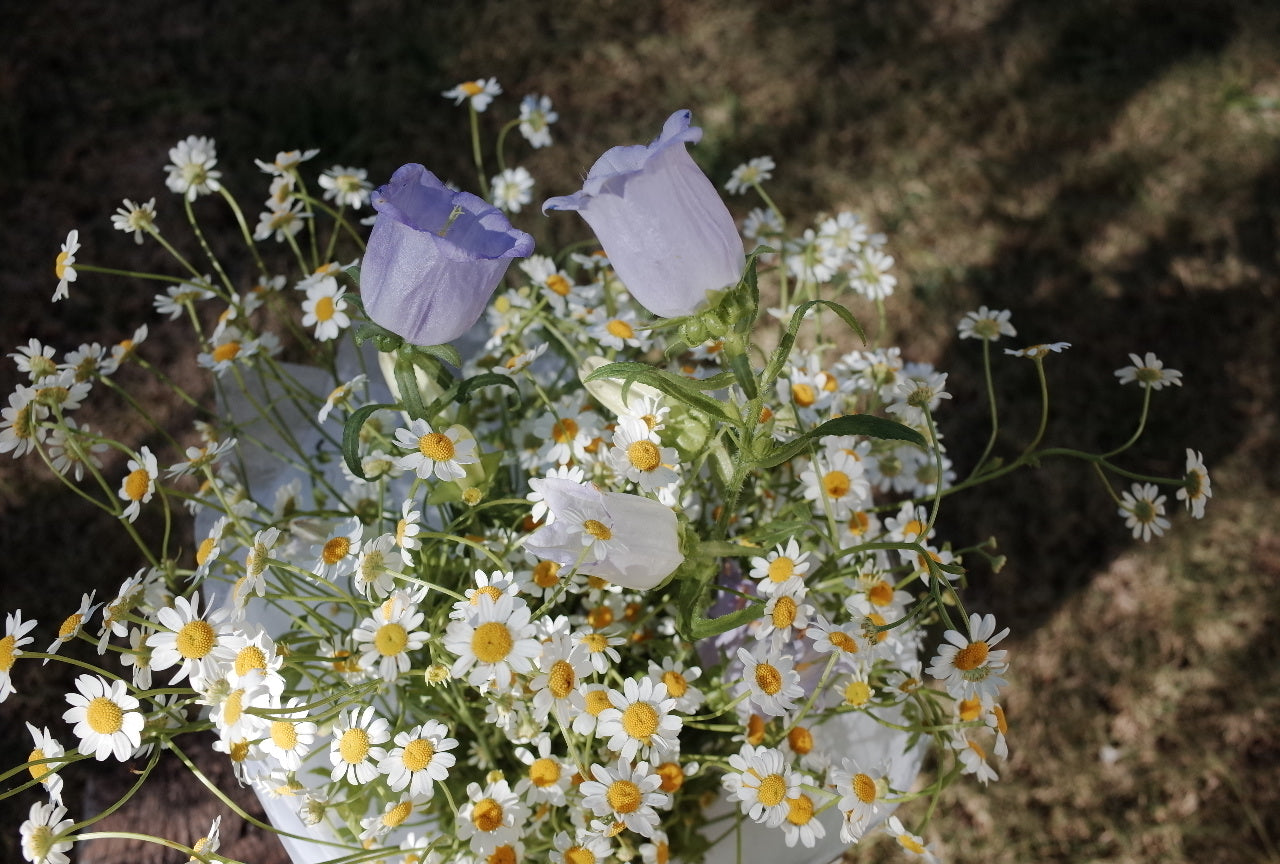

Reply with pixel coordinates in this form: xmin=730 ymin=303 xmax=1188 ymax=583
xmin=2 ymin=1 xmax=1277 ymax=862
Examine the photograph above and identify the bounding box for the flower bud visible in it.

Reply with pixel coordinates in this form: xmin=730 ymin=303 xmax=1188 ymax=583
xmin=361 ymin=164 xmax=534 ymax=346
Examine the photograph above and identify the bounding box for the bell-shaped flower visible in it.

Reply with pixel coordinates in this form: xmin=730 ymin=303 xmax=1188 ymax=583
xmin=523 ymin=476 xmax=684 ymax=590
xmin=361 ymin=164 xmax=534 ymax=346
xmin=543 ymin=110 xmax=743 ymax=318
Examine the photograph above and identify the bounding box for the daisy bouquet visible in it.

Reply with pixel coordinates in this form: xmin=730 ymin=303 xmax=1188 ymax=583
xmin=2 ymin=84 xmax=1211 ymax=864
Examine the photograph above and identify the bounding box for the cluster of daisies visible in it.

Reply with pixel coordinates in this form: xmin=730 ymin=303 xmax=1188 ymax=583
xmin=3 ymin=88 xmax=1210 ymax=864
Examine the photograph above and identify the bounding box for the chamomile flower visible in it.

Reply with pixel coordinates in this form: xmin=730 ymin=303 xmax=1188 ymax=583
xmin=254 ymin=200 xmax=310 ymax=242
xmin=607 ymin=416 xmax=679 ymax=491
xmin=579 ymin=758 xmax=669 ymax=839
xmin=62 ymin=674 xmax=143 ymax=761
xmin=513 ymin=736 xmax=575 ymax=807
xmin=319 ymin=165 xmax=372 ymax=208
xmin=110 ymin=198 xmax=157 ymax=243
xmin=756 ymin=584 xmax=815 ymax=650
xmin=259 ymin=697 xmax=318 ymax=773
xmin=800 ymin=449 xmax=869 ymax=519
xmin=850 ymin=246 xmax=897 ymax=300
xmin=20 ymin=800 xmax=74 ymax=864
xmin=781 ymin=783 xmax=825 ymax=849
xmin=1118 ymin=482 xmax=1170 ymax=541
xmin=958 ymin=306 xmax=1016 ymax=342
xmin=1004 ymin=341 xmax=1071 ymax=359
xmin=443 ymin=593 xmax=540 ymax=691
xmin=393 ymin=419 xmax=478 ymax=481
xmin=329 ymin=706 xmax=391 ymax=785
xmin=352 ymin=595 xmax=427 ymax=683
xmin=24 ymin=724 xmax=66 ymax=805
xmin=312 ymin=517 xmax=364 ymax=581
xmin=378 ymin=720 xmax=458 ymax=796
xmin=884 ymin=815 xmax=939 ymax=862
xmin=723 ymin=744 xmax=798 ymax=827
xmin=735 ymin=644 xmax=805 ymax=717
xmin=748 ymin=539 xmax=813 ymax=596
xmin=646 ymin=656 xmax=705 ymax=714
xmin=952 ymin=729 xmax=999 ymax=784
xmin=165 ymin=135 xmax=222 ymax=200
xmin=299 ymin=275 xmax=351 ymax=341
xmin=1114 ymin=351 xmax=1183 ymax=390
xmin=529 ymin=634 xmax=591 ymax=724
xmin=926 ymin=612 xmax=1010 ymax=703
xmin=597 ymin=676 xmax=682 ymax=762
xmin=1178 ymin=448 xmax=1212 ymax=518
xmin=456 ymin=779 xmax=528 ymax=854
xmin=443 ymin=77 xmax=502 ymax=112
xmin=491 ymin=166 xmax=535 ymax=213
xmin=724 ymin=156 xmax=776 ymax=195
xmin=0 ymin=385 xmax=47 ymax=458
xmin=44 ymin=591 xmax=99 ymax=660
xmin=518 ymin=94 xmax=558 ymax=148
xmin=317 ymin=374 xmax=367 ymax=424
xmin=188 ymin=816 xmax=221 ymax=862
xmin=830 ymin=756 xmax=886 ymax=843
xmin=146 ymin=591 xmax=233 ymax=690
xmin=0 ymin=609 xmax=36 ymax=702
xmin=52 ymin=230 xmax=79 ymax=302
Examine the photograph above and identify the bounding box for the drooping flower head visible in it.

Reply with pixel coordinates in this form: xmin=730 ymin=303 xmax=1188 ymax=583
xmin=544 ymin=110 xmax=744 ymax=318
xmin=361 ymin=164 xmax=534 ymax=346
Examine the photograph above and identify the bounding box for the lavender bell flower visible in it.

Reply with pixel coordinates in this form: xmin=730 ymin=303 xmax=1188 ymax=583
xmin=543 ymin=110 xmax=744 ymax=318
xmin=361 ymin=164 xmax=534 ymax=346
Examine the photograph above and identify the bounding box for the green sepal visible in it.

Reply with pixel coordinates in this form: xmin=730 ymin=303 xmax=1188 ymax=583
xmin=341 ymin=402 xmax=397 ymax=480
xmin=413 ymin=343 xmax=463 ymax=369
xmin=585 ymin=361 xmax=739 ymax=425
xmin=352 ymin=321 xmax=404 ymax=353
xmin=756 ymin=414 xmax=927 ymax=469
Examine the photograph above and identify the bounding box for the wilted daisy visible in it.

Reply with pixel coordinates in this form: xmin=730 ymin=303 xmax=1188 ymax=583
xmin=62 ymin=674 xmax=144 ymax=761
xmin=1114 ymin=351 xmax=1183 ymax=390
xmin=164 ymin=135 xmax=222 ymax=200
xmin=735 ymin=644 xmax=804 ymax=717
xmin=723 ymin=744 xmax=799 ymax=827
xmin=491 ymin=166 xmax=535 ymax=213
xmin=319 ymin=165 xmax=372 ymax=208
xmin=518 ymin=94 xmax=558 ymax=148
xmin=1178 ymin=448 xmax=1212 ymax=518
xmin=393 ymin=419 xmax=478 ymax=481
xmin=952 ymin=729 xmax=999 ymax=784
xmin=1118 ymin=482 xmax=1170 ymax=541
xmin=1005 ymin=341 xmax=1071 ymax=359
xmin=379 ymin=719 xmax=458 ymax=796
xmin=329 ymin=706 xmax=391 ymax=785
xmin=884 ymin=815 xmax=939 ymax=862
xmin=597 ymin=676 xmax=682 ymax=762
xmin=443 ymin=77 xmax=502 ymax=112
xmin=830 ymin=756 xmax=885 ymax=843
xmin=724 ymin=156 xmax=776 ymax=195
xmin=579 ymin=758 xmax=669 ymax=839
xmin=20 ymin=800 xmax=74 ymax=864
xmin=926 ymin=612 xmax=1010 ymax=703
xmin=52 ymin=230 xmax=79 ymax=301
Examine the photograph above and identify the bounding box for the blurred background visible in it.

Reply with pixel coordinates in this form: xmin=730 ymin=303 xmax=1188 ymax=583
xmin=2 ymin=1 xmax=1278 ymax=862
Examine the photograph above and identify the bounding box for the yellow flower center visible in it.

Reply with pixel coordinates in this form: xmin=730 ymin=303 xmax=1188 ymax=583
xmin=564 ymin=846 xmax=596 ymax=864
xmin=27 ymin=748 xmax=51 ymax=783
xmin=57 ymin=613 xmax=83 ymax=640
xmin=401 ymin=737 xmax=436 ymax=772
xmin=123 ymin=468 xmax=151 ymax=501
xmin=853 ymin=772 xmax=878 ymax=804
xmin=822 ymin=470 xmax=850 ymax=498
xmin=958 ymin=697 xmax=983 ymax=722
xmin=55 ymin=250 xmax=71 ymax=279
xmin=767 ymin=556 xmax=796 ymax=583
xmin=606 ymin=779 xmax=642 ymax=813
xmin=755 ymin=662 xmax=783 ymax=695
xmin=321 ymin=536 xmax=351 ymax=565
xmin=866 ymin=612 xmax=889 ymax=643
xmin=584 ymin=689 xmax=613 ymax=716
xmin=471 ymin=798 xmax=503 ymax=832
xmin=656 ymin=761 xmax=684 ymax=793
xmin=529 ymin=756 xmax=561 ymax=787
xmin=86 ymin=696 xmax=124 ymax=734
xmin=621 ymin=702 xmax=659 ymax=741
xmin=756 ymin=773 xmax=787 ymax=807
xmin=994 ymin=704 xmax=1008 ymax=734
xmin=867 ymin=580 xmax=894 ymax=606
xmin=235 ymin=645 xmax=267 ymax=677
xmin=471 ymin=621 xmax=513 ymax=664
xmin=24 ymin=824 xmax=56 ymax=861
xmin=583 ymin=519 xmax=612 ymax=541
xmin=898 ymin=833 xmax=927 ymax=854
xmin=461 ymin=81 xmax=485 ymax=97
xmin=626 ymin=439 xmax=661 ymax=472
xmin=791 ymin=383 xmax=816 ymax=407
xmin=212 ymin=341 xmax=241 ymax=364
xmin=588 ymin=605 xmax=614 ymax=629
xmin=848 ymin=510 xmax=871 ymax=535
xmin=223 ymin=688 xmax=245 ymax=725
xmin=338 ymin=727 xmax=370 ymax=764
xmin=787 ymin=725 xmax=814 ymax=755
xmin=771 ymin=596 xmax=797 ymax=629
xmin=551 ymin=417 xmax=579 ymax=443
xmin=903 ymin=518 xmax=926 ymax=539
xmin=786 ymin=793 xmax=815 ymax=826
xmin=270 ymin=720 xmax=298 ymax=750
xmin=374 ymin=623 xmax=409 ymax=656
xmin=581 ymin=633 xmax=608 ymax=653
xmin=417 ymin=431 xmax=455 ymax=461
xmin=829 ymin=631 xmax=859 ymax=653
xmin=661 ymin=670 xmax=688 ymax=699
xmin=533 ymin=560 xmax=561 ymax=588
xmin=176 ymin=619 xmax=216 ymax=659
xmin=844 ymin=679 xmax=872 ymax=706
xmin=382 ymin=800 xmax=413 ymax=827
xmin=228 ymin=739 xmax=250 ymax=762
xmin=548 ymin=659 xmax=575 ymax=698
xmin=314 ymin=296 xmax=336 ymax=322
xmin=954 ymin=640 xmax=989 ymax=671
xmin=606 ymin=319 xmax=635 ymax=340
xmin=746 ymin=714 xmax=766 ymax=746
xmin=196 ymin=536 xmax=217 ymax=567
xmin=546 ymin=273 xmax=572 ymax=296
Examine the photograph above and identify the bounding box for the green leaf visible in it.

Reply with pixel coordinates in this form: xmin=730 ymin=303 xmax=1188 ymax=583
xmin=455 ymin=372 xmax=522 ymax=405
xmin=585 ymin=361 xmax=739 ymax=425
xmin=413 ymin=342 xmax=463 ymax=369
xmin=341 ymin=402 xmax=397 ymax=480
xmin=756 ymin=414 xmax=927 ymax=469
xmin=764 ymin=299 xmax=867 ymax=389
xmin=393 ymin=356 xmax=430 ymax=420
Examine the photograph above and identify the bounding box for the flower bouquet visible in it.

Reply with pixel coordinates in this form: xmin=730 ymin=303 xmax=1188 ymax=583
xmin=2 ymin=82 xmax=1211 ymax=864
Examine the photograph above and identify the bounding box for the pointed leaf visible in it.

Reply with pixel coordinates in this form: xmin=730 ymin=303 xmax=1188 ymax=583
xmin=756 ymin=414 xmax=926 ymax=469
xmin=341 ymin=402 xmax=397 ymax=480
xmin=585 ymin=361 xmax=739 ymax=425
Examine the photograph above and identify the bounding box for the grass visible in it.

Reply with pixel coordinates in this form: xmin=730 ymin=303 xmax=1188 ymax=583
xmin=2 ymin=1 xmax=1277 ymax=861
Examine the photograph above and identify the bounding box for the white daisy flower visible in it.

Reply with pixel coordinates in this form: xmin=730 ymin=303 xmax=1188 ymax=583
xmin=52 ymin=230 xmax=79 ymax=302
xmin=300 ymin=275 xmax=351 ymax=341
xmin=513 ymin=736 xmax=574 ymax=807
xmin=111 ymin=197 xmax=157 ymax=244
xmin=884 ymin=814 xmax=939 ymax=862
xmin=1118 ymin=481 xmax=1171 ymax=541
xmin=378 ymin=719 xmax=458 ymax=796
xmin=780 ymin=783 xmax=825 ymax=849
xmin=164 ymin=135 xmax=222 ymax=200
xmin=607 ymin=416 xmax=680 ymax=492
xmin=24 ymin=723 xmax=66 ymax=805
xmin=455 ymin=778 xmax=528 ymax=854
xmin=1114 ymin=351 xmax=1183 ymax=390
xmin=312 ymin=516 xmax=364 ymax=581
xmin=579 ymin=758 xmax=669 ymax=839
xmin=926 ymin=612 xmax=1010 ymax=703
xmin=646 ymin=656 xmax=705 ymax=714
xmin=117 ymin=446 xmax=158 ymax=523
xmin=62 ymin=674 xmax=144 ymax=761
xmin=748 ymin=538 xmax=813 ymax=596
xmin=44 ymin=591 xmax=100 ymax=661
xmin=329 ymin=705 xmax=391 ymax=785
xmin=259 ymin=697 xmax=318 ymax=773
xmin=352 ymin=594 xmax=427 ymax=683
xmin=550 ymin=830 xmax=612 ymax=864
xmin=723 ymin=744 xmax=799 ymax=827
xmin=735 ymin=644 xmax=805 ymax=717
xmin=491 ymin=166 xmax=535 ymax=213
xmin=393 ymin=419 xmax=478 ymax=481
xmin=1178 ymin=448 xmax=1212 ymax=519
xmin=319 ymin=165 xmax=372 ymax=208
xmin=442 ymin=77 xmax=502 ymax=112
xmin=957 ymin=305 xmax=1016 ymax=342
xmin=830 ymin=756 xmax=886 ymax=843
xmin=145 ymin=591 xmax=233 ymax=690
xmin=597 ymin=676 xmax=682 ymax=762
xmin=518 ymin=94 xmax=558 ymax=148
xmin=20 ymin=800 xmax=74 ymax=864
xmin=724 ymin=156 xmax=776 ymax=195
xmin=529 ymin=634 xmax=591 ymax=724
xmin=443 ymin=593 xmax=540 ymax=691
